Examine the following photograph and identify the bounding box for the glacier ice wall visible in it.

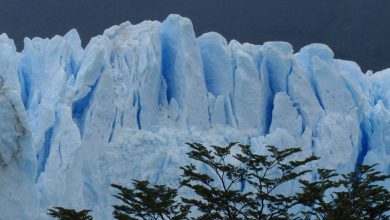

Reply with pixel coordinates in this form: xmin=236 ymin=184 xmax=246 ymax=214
xmin=0 ymin=14 xmax=389 ymax=219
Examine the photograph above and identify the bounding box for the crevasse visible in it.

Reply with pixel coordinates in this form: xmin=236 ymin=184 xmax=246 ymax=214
xmin=0 ymin=14 xmax=389 ymax=219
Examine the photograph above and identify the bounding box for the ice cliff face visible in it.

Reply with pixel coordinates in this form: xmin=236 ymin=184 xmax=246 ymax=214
xmin=0 ymin=14 xmax=389 ymax=219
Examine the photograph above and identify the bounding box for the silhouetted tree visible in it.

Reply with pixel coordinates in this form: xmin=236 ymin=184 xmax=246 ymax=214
xmin=180 ymin=142 xmax=250 ymax=219
xmin=298 ymin=164 xmax=390 ymax=219
xmin=47 ymin=207 xmax=92 ymax=220
xmin=180 ymin=142 xmax=318 ymax=219
xmin=236 ymin=144 xmax=319 ymax=219
xmin=111 ymin=180 xmax=190 ymax=220
xmin=51 ymin=142 xmax=390 ymax=220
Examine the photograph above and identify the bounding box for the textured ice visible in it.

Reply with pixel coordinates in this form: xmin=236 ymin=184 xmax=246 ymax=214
xmin=0 ymin=14 xmax=389 ymax=219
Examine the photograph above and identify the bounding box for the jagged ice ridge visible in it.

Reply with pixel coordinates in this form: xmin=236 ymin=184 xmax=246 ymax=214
xmin=0 ymin=14 xmax=389 ymax=219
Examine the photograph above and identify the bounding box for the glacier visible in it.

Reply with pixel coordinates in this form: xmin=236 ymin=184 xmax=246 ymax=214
xmin=0 ymin=14 xmax=389 ymax=219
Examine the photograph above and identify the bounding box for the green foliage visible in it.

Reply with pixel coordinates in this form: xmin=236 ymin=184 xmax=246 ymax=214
xmin=47 ymin=207 xmax=92 ymax=220
xmin=236 ymin=144 xmax=319 ymax=219
xmin=50 ymin=142 xmax=390 ymax=220
xmin=298 ymin=164 xmax=390 ymax=219
xmin=180 ymin=142 xmax=318 ymax=219
xmin=180 ymin=142 xmax=250 ymax=219
xmin=111 ymin=180 xmax=190 ymax=220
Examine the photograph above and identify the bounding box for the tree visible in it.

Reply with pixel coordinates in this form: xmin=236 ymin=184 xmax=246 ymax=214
xmin=47 ymin=207 xmax=93 ymax=220
xmin=236 ymin=144 xmax=319 ymax=219
xmin=111 ymin=180 xmax=190 ymax=220
xmin=50 ymin=142 xmax=390 ymax=219
xmin=180 ymin=142 xmax=251 ymax=219
xmin=298 ymin=164 xmax=390 ymax=219
xmin=180 ymin=142 xmax=318 ymax=219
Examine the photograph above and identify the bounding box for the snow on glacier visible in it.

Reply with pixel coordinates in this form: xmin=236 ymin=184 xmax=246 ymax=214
xmin=0 ymin=14 xmax=389 ymax=219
